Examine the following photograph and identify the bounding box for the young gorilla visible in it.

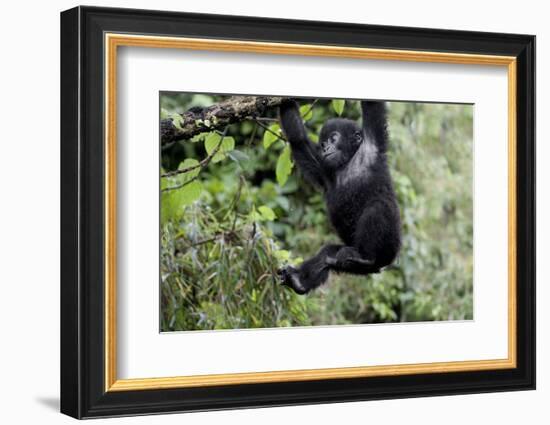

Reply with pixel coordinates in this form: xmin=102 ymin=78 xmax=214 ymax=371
xmin=278 ymin=99 xmax=401 ymax=294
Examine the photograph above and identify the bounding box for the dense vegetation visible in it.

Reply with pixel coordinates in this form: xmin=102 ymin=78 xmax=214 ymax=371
xmin=160 ymin=94 xmax=473 ymax=332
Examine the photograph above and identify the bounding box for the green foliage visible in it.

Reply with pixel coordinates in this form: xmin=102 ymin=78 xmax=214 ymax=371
xmin=258 ymin=205 xmax=276 ymax=221
xmin=169 ymin=112 xmax=184 ymax=130
xmin=160 ymin=202 xmax=310 ymax=331
xmin=331 ymin=99 xmax=345 ymax=116
xmin=160 ymin=93 xmax=473 ymax=331
xmin=204 ymin=132 xmax=235 ymax=163
xmin=300 ymin=104 xmax=314 ymax=120
xmin=385 ymin=101 xmax=474 ymax=321
xmin=276 ymin=145 xmax=294 ymax=186
xmin=161 ymin=159 xmax=203 ymax=224
xmin=263 ymin=123 xmax=282 ymax=149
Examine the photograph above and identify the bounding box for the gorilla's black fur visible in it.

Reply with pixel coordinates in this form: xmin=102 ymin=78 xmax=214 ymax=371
xmin=278 ymin=100 xmax=401 ymax=294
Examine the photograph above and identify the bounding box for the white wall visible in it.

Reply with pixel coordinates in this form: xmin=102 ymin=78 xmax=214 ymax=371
xmin=0 ymin=1 xmax=545 ymax=423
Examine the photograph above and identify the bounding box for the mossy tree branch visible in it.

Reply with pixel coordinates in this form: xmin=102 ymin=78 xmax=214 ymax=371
xmin=161 ymin=95 xmax=284 ymax=146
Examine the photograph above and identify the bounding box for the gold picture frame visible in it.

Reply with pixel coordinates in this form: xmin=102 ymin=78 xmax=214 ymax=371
xmin=104 ymin=34 xmax=517 ymax=392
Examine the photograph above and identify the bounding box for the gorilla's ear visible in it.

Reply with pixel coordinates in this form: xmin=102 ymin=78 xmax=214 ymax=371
xmin=353 ymin=131 xmax=363 ymax=144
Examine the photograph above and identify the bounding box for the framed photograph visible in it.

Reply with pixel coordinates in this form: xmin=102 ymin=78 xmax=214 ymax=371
xmin=60 ymin=6 xmax=535 ymax=419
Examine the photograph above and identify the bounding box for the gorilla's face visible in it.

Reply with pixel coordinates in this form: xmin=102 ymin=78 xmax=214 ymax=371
xmin=319 ymin=119 xmax=363 ymax=170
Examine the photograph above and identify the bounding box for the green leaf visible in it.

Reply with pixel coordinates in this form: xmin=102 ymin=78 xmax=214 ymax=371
xmin=221 ymin=137 xmax=235 ymax=153
xmin=178 ymin=180 xmax=202 ymax=206
xmin=212 ymin=152 xmax=225 ymax=163
xmin=263 ymin=123 xmax=281 ymax=149
xmin=248 ymin=206 xmax=262 ymax=222
xmin=177 ymin=158 xmax=200 ymax=181
xmin=160 ymin=108 xmax=170 ymax=120
xmin=208 ymin=242 xmax=221 ymax=259
xmin=190 ymin=133 xmax=205 ymax=143
xmin=161 ymin=158 xmax=200 ymax=194
xmin=300 ymin=104 xmax=313 ymax=121
xmin=214 ymin=137 xmax=235 ymax=163
xmin=169 ymin=113 xmax=184 ymax=130
xmin=276 ymin=145 xmax=294 ymax=186
xmin=160 ymin=180 xmax=202 ymax=224
xmin=331 ymin=99 xmax=345 ymax=116
xmin=223 ymin=136 xmax=235 ymax=150
xmin=274 ymin=249 xmax=291 ymax=261
xmin=249 ymin=205 xmax=277 ymax=222
xmin=204 ymin=133 xmax=235 ymax=163
xmin=258 ymin=205 xmax=276 ymax=221
xmin=227 ymin=150 xmax=250 ymax=164
xmin=160 ymin=158 xmax=202 ymax=224
xmin=204 ymin=132 xmax=222 ymax=154
xmin=160 ymin=194 xmax=175 ymax=225
xmin=275 ymin=195 xmax=290 ymax=211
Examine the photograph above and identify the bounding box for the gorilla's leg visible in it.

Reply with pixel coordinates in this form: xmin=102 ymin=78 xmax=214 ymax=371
xmin=279 ymin=244 xmax=342 ymax=294
xmin=326 ymin=246 xmax=379 ymax=275
xmin=348 ymin=200 xmax=400 ymax=273
xmin=326 ymin=204 xmax=387 ymax=275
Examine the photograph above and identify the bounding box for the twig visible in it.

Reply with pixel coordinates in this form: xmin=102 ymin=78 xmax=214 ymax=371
xmin=246 ymin=122 xmax=258 ymax=148
xmin=301 ymin=99 xmax=318 ymax=119
xmin=253 ymin=118 xmax=287 ymax=143
xmin=186 ymin=236 xmax=219 ymax=247
xmin=161 ymin=129 xmax=226 ymax=178
xmin=249 ymin=99 xmax=316 ymax=145
xmin=250 ymin=117 xmax=278 ymax=122
xmin=162 ymin=175 xmax=199 ymax=193
xmin=161 ymin=127 xmax=228 ymax=192
xmin=230 ymin=175 xmax=246 ymax=232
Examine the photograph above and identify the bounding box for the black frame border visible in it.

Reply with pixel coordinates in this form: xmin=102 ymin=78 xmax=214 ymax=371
xmin=60 ymin=6 xmax=535 ymax=419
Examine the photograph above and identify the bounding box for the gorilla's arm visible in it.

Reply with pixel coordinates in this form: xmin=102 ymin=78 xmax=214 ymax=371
xmin=279 ymin=100 xmax=325 ymax=188
xmin=361 ymin=101 xmax=389 ymax=152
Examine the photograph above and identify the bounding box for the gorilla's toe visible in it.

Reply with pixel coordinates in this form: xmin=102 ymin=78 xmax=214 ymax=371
xmin=277 ymin=266 xmax=308 ymax=295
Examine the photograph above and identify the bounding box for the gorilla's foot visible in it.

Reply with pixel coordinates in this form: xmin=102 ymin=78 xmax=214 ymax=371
xmin=278 ymin=266 xmax=308 ymax=295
